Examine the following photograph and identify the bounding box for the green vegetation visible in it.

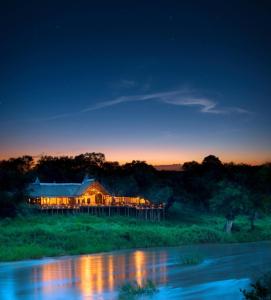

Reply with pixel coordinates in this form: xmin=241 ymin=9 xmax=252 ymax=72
xmin=119 ymin=280 xmax=158 ymax=299
xmin=241 ymin=272 xmax=271 ymax=300
xmin=180 ymin=253 xmax=204 ymax=265
xmin=0 ymin=213 xmax=271 ymax=262
xmin=1 ymin=153 xmax=271 ymax=262
xmin=1 ymin=153 xmax=271 ymax=226
xmin=210 ymin=181 xmax=251 ymax=233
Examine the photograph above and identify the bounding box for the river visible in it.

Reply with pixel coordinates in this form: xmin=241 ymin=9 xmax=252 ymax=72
xmin=0 ymin=241 xmax=270 ymax=299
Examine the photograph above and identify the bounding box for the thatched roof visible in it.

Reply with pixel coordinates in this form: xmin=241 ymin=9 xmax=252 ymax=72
xmin=28 ymin=177 xmax=99 ymax=197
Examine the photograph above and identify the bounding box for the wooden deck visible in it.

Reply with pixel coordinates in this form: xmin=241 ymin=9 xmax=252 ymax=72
xmin=35 ymin=204 xmax=165 ymax=221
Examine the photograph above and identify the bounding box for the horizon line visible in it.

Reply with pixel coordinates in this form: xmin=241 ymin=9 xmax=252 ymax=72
xmin=0 ymin=152 xmax=270 ymax=167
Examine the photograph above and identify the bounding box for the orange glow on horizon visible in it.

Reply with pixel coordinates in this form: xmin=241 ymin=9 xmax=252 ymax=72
xmin=0 ymin=145 xmax=270 ymax=165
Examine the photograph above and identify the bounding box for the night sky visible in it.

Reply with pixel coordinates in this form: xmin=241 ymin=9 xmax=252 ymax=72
xmin=1 ymin=1 xmax=271 ymax=164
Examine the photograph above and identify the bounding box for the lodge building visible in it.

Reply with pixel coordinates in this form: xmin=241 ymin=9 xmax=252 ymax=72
xmin=28 ymin=177 xmax=164 ymax=220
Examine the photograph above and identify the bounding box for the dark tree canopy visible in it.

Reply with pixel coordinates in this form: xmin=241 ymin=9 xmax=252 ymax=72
xmin=202 ymin=155 xmax=223 ymax=167
xmin=0 ymin=153 xmax=270 ymax=220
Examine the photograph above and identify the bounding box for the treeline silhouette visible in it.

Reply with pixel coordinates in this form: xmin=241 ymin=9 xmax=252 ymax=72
xmin=0 ymin=153 xmax=270 ymax=232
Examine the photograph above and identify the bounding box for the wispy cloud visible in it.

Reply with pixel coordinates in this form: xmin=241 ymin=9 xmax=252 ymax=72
xmin=83 ymin=89 xmax=250 ymax=114
xmin=26 ymin=113 xmax=74 ymax=123
xmin=2 ymin=89 xmax=249 ymax=125
xmin=110 ymin=79 xmax=137 ymax=89
xmin=36 ymin=113 xmax=73 ymax=121
xmin=1 ymin=113 xmax=74 ymax=125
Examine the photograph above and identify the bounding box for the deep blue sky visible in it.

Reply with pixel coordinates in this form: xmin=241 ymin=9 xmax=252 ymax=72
xmin=1 ymin=1 xmax=271 ymax=164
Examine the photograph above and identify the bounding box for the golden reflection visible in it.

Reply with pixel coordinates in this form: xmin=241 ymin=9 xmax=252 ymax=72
xmin=108 ymin=255 xmax=114 ymax=291
xmin=39 ymin=259 xmax=73 ymax=293
xmin=78 ymin=256 xmax=93 ymax=297
xmin=96 ymin=257 xmax=103 ymax=293
xmin=134 ymin=251 xmax=146 ymax=286
xmin=33 ymin=250 xmax=168 ymax=297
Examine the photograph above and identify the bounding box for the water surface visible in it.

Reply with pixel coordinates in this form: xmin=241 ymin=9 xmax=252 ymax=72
xmin=0 ymin=241 xmax=270 ymax=299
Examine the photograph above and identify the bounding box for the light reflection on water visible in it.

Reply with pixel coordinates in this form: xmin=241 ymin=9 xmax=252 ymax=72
xmin=29 ymin=250 xmax=168 ymax=299
xmin=0 ymin=242 xmax=271 ymax=300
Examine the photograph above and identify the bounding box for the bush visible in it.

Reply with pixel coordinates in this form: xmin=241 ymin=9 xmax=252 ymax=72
xmin=180 ymin=253 xmax=204 ymax=265
xmin=119 ymin=280 xmax=158 ymax=299
xmin=241 ymin=272 xmax=271 ymax=300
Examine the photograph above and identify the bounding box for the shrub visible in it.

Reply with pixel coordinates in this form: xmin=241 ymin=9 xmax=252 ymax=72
xmin=180 ymin=253 xmax=204 ymax=265
xmin=241 ymin=272 xmax=271 ymax=300
xmin=119 ymin=280 xmax=158 ymax=299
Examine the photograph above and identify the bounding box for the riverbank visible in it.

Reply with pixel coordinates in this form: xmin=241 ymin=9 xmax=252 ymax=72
xmin=0 ymin=213 xmax=271 ymax=262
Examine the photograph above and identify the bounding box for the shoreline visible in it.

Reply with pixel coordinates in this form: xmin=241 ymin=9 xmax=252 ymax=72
xmin=1 ymin=214 xmax=270 ymax=263
xmin=1 ymin=240 xmax=271 ymax=264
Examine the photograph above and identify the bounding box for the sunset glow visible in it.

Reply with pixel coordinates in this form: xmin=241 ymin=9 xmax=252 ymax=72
xmin=1 ymin=2 xmax=271 ymax=300
xmin=0 ymin=146 xmax=270 ymax=166
xmin=1 ymin=1 xmax=270 ymax=165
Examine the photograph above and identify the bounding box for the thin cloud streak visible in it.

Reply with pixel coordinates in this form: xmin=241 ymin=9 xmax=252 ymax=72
xmin=35 ymin=113 xmax=74 ymax=121
xmin=1 ymin=89 xmax=250 ymax=125
xmin=0 ymin=113 xmax=74 ymax=125
xmin=83 ymin=90 xmax=250 ymax=114
xmin=111 ymin=79 xmax=137 ymax=89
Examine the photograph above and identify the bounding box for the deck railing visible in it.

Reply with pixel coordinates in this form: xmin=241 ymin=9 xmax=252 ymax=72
xmin=30 ymin=202 xmax=165 ymax=221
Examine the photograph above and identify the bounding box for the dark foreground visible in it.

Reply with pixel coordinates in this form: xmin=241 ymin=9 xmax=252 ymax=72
xmin=0 ymin=241 xmax=270 ymax=300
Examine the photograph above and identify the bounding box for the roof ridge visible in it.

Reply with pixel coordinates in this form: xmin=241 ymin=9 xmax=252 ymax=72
xmin=28 ymin=179 xmax=96 ymax=197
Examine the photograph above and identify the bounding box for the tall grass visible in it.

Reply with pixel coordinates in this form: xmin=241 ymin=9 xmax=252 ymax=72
xmin=180 ymin=253 xmax=204 ymax=266
xmin=0 ymin=213 xmax=270 ymax=262
xmin=119 ymin=280 xmax=158 ymax=299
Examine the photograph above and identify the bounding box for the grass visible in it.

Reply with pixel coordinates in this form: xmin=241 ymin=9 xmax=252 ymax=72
xmin=180 ymin=253 xmax=204 ymax=265
xmin=0 ymin=212 xmax=271 ymax=262
xmin=119 ymin=280 xmax=158 ymax=299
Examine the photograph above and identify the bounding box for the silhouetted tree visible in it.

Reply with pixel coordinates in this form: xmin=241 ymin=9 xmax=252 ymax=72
xmin=146 ymin=185 xmax=173 ymax=205
xmin=210 ymin=181 xmax=250 ymax=233
xmin=0 ymin=156 xmax=34 ymax=216
xmin=202 ymin=155 xmax=223 ymax=168
xmin=0 ymin=152 xmax=270 ymax=221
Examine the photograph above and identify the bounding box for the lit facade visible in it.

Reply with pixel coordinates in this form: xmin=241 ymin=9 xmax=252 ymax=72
xmin=28 ymin=177 xmax=151 ymax=208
